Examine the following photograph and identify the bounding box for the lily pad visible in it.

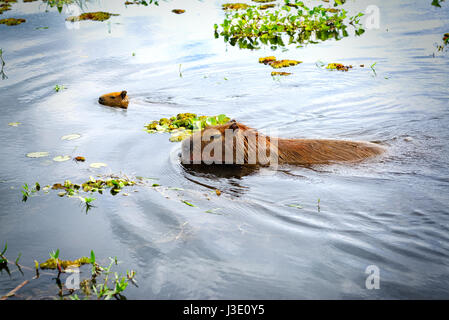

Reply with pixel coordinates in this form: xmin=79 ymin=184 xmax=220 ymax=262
xmin=26 ymin=152 xmax=49 ymax=158
xmin=53 ymin=155 xmax=71 ymax=162
xmin=89 ymin=162 xmax=107 ymax=169
xmin=172 ymin=9 xmax=185 ymax=14
xmin=61 ymin=134 xmax=81 ymax=141
xmin=8 ymin=122 xmax=21 ymax=127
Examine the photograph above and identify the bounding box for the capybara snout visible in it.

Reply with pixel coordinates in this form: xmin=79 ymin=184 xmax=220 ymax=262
xmin=98 ymin=90 xmax=129 ymax=109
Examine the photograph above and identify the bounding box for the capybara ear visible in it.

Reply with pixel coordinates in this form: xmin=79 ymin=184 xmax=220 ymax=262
xmin=120 ymin=90 xmax=127 ymax=99
xmin=230 ymin=119 xmax=236 ymax=123
xmin=229 ymin=122 xmax=239 ymax=130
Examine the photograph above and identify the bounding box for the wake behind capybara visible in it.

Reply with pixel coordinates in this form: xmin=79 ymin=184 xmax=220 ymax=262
xmin=98 ymin=90 xmax=129 ymax=108
xmin=181 ymin=121 xmax=385 ymax=166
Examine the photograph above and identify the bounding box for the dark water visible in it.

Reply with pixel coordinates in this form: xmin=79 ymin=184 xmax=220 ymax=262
xmin=0 ymin=0 xmax=449 ymax=299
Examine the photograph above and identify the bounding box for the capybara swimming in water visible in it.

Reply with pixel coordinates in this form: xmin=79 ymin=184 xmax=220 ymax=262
xmin=181 ymin=120 xmax=384 ymax=166
xmin=98 ymin=90 xmax=129 ymax=109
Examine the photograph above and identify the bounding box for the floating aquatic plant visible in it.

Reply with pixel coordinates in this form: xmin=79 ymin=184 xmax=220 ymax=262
xmin=172 ymin=9 xmax=185 ymax=14
xmin=54 ymin=84 xmax=66 ymax=92
xmin=66 ymin=11 xmax=119 ymax=22
xmin=271 ymin=71 xmax=292 ymax=76
xmin=51 ymin=176 xmax=136 ymax=197
xmin=0 ymin=3 xmax=12 ymax=15
xmin=215 ymin=0 xmax=365 ymax=50
xmin=145 ymin=113 xmax=231 ymax=142
xmin=326 ymin=62 xmax=352 ymax=71
xmin=124 ymin=0 xmax=158 ymax=5
xmin=40 ymin=256 xmax=90 ymax=270
xmin=26 ymin=151 xmax=49 ymax=158
xmin=0 ymin=18 xmax=26 ymax=26
xmin=222 ymin=3 xmax=250 ymax=10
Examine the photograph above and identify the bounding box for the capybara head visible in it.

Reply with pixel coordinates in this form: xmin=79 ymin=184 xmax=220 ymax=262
xmin=180 ymin=120 xmax=279 ymax=166
xmin=98 ymin=90 xmax=129 ymax=109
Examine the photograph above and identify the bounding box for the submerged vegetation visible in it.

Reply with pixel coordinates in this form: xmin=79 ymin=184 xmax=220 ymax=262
xmin=145 ymin=113 xmax=231 ymax=142
xmin=215 ymin=0 xmax=365 ymax=50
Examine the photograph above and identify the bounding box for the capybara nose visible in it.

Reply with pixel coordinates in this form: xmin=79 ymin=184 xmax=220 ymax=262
xmin=98 ymin=97 xmax=104 ymax=104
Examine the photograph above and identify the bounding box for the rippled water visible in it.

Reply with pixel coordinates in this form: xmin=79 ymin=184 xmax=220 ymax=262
xmin=1 ymin=0 xmax=449 ymax=299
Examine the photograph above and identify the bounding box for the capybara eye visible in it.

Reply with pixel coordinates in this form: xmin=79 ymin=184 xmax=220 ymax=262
xmin=110 ymin=96 xmax=115 ymax=99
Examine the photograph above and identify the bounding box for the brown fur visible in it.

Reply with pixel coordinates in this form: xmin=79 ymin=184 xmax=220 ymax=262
xmin=98 ymin=91 xmax=129 ymax=109
xmin=181 ymin=121 xmax=384 ymax=166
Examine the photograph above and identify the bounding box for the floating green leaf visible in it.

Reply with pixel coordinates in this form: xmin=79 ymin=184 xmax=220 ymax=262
xmin=61 ymin=133 xmax=81 ymax=141
xmin=26 ymin=152 xmax=49 ymax=158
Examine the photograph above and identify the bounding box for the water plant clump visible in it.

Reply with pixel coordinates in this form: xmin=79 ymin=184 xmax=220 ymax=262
xmin=259 ymin=4 xmax=276 ymax=10
xmin=172 ymin=9 xmax=185 ymax=14
xmin=40 ymin=256 xmax=90 ymax=270
xmin=0 ymin=3 xmax=12 ymax=15
xmin=66 ymin=11 xmax=119 ymax=22
xmin=0 ymin=18 xmax=26 ymax=26
xmin=222 ymin=3 xmax=249 ymax=10
xmin=271 ymin=71 xmax=292 ymax=76
xmin=124 ymin=0 xmax=159 ymax=5
xmin=52 ymin=176 xmax=136 ymax=197
xmin=326 ymin=62 xmax=352 ymax=71
xmin=259 ymin=56 xmax=302 ymax=69
xmin=215 ymin=0 xmax=365 ymax=50
xmin=145 ymin=113 xmax=231 ymax=142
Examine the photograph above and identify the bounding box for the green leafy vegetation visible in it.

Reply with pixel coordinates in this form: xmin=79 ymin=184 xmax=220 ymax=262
xmin=21 ymin=182 xmax=40 ymax=202
xmin=51 ymin=176 xmax=136 ymax=197
xmin=1 ymin=247 xmax=137 ymax=300
xmin=54 ymin=84 xmax=66 ymax=92
xmin=431 ymin=0 xmax=446 ymax=7
xmin=145 ymin=113 xmax=231 ymax=142
xmin=215 ymin=0 xmax=365 ymax=50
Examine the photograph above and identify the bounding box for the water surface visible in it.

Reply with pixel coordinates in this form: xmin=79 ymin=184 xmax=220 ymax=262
xmin=0 ymin=0 xmax=449 ymax=299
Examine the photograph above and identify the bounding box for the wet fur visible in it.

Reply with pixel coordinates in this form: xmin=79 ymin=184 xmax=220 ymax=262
xmin=98 ymin=90 xmax=129 ymax=109
xmin=182 ymin=122 xmax=385 ymax=166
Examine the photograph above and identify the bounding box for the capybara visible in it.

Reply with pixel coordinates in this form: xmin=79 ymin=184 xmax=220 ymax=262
xmin=98 ymin=90 xmax=129 ymax=109
xmin=181 ymin=121 xmax=384 ymax=166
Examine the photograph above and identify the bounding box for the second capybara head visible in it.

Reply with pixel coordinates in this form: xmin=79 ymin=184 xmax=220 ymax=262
xmin=98 ymin=90 xmax=129 ymax=109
